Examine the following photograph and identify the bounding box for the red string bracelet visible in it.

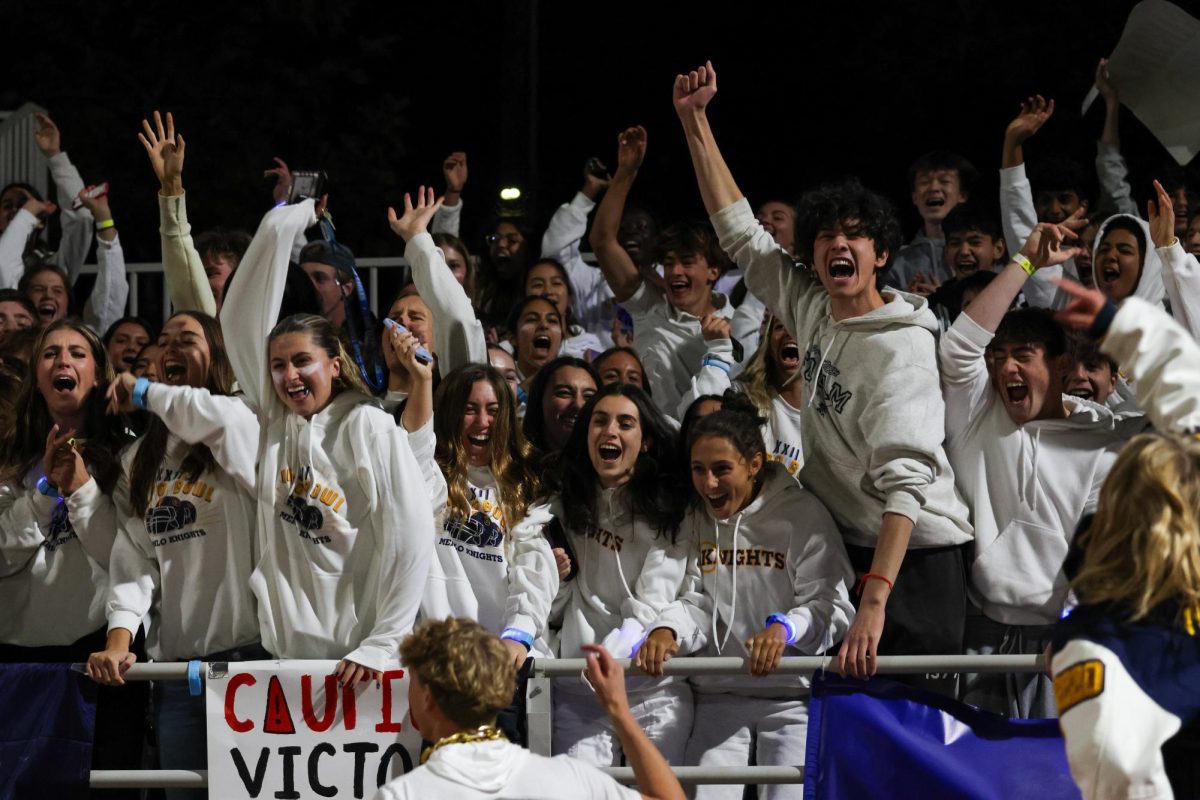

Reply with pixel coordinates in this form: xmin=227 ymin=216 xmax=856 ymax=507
xmin=856 ymin=572 xmax=894 ymax=596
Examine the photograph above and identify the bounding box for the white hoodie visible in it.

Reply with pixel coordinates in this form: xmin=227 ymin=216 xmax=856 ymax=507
xmin=105 ymin=383 xmax=261 ymax=661
xmin=373 ymin=739 xmax=639 ymax=799
xmin=420 ymin=466 xmax=558 ymax=651
xmin=0 ymin=467 xmax=116 ymax=646
xmin=1101 ymin=296 xmax=1200 ymax=435
xmin=939 ymin=313 xmax=1125 ymax=625
xmin=659 ymin=463 xmax=855 ymax=696
xmin=220 ymin=201 xmax=436 ymax=672
xmin=713 ymin=198 xmax=973 ymax=548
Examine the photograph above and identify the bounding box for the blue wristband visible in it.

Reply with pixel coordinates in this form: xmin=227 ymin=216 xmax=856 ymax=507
xmin=132 ymin=377 xmax=151 ymax=410
xmin=187 ymin=659 xmax=202 ymax=696
xmin=36 ymin=476 xmax=60 ymax=499
xmin=701 ymin=355 xmax=732 ymax=374
xmin=1088 ymin=299 xmax=1119 ymax=341
xmin=500 ymin=627 xmax=534 ymax=651
xmin=765 ymin=613 xmax=798 ymax=645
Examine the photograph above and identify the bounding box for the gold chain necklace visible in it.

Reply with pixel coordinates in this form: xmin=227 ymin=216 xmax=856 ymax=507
xmin=420 ymin=725 xmax=508 ymax=764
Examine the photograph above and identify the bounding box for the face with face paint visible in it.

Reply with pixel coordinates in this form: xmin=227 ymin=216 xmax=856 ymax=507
xmin=269 ymin=331 xmax=342 ymax=418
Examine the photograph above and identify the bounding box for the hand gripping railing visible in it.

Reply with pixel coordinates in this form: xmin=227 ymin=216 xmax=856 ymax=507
xmin=86 ymin=653 xmax=1045 ymax=788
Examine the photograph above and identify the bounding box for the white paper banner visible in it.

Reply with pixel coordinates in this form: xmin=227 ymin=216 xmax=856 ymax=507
xmin=1082 ymin=0 xmax=1200 ymax=165
xmin=205 ymin=660 xmax=422 ymax=799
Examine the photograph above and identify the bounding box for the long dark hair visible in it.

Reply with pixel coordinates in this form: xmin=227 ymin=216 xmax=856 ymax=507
xmin=522 ymin=355 xmax=599 ymax=454
xmin=548 ymin=383 xmax=685 ymax=542
xmin=128 ymin=312 xmax=236 ymax=516
xmin=433 ymin=364 xmax=541 ymax=531
xmin=0 ymin=317 xmax=128 ymax=494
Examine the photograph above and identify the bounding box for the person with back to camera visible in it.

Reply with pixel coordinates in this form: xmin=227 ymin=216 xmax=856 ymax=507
xmin=373 ymin=617 xmax=685 ymax=800
xmin=674 ymin=60 xmax=972 ymax=688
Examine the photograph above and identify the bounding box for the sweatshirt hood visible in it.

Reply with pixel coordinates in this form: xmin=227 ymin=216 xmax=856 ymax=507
xmin=1092 ymin=213 xmax=1164 ymax=306
xmin=424 ymin=739 xmax=522 ymax=791
xmin=839 ymin=288 xmax=941 ymax=334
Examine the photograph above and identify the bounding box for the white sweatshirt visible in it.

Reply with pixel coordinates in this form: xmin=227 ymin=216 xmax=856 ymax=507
xmin=622 ymin=281 xmax=739 ymax=418
xmin=421 ymin=467 xmax=557 ymax=652
xmin=158 ymin=192 xmax=217 ymax=315
xmin=999 ymin=164 xmax=1082 ymax=310
xmin=0 ymin=468 xmax=116 ymax=646
xmin=714 ymin=198 xmax=973 ymax=548
xmin=220 ymin=201 xmax=436 ymax=672
xmin=659 ymin=463 xmax=855 ymax=696
xmin=551 ymin=486 xmax=690 ymax=664
xmin=541 ymin=192 xmax=617 ymax=343
xmin=1158 ymin=240 xmax=1200 ymax=342
xmin=0 ymin=151 xmax=93 ymax=289
xmin=403 ymin=232 xmax=488 ymax=374
xmin=1101 ymin=296 xmax=1200 ymax=434
xmin=105 ymin=383 xmax=261 ymax=661
xmin=939 ymin=313 xmax=1124 ymax=625
xmin=373 ymin=739 xmax=639 ymax=800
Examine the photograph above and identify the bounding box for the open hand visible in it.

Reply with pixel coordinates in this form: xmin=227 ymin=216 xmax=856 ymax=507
xmin=1147 ymin=179 xmax=1176 ymax=249
xmin=138 ymin=111 xmax=186 ymax=194
xmin=1005 ymin=95 xmax=1055 ymax=145
xmin=907 ymin=271 xmax=941 ymax=297
xmin=34 ymin=112 xmax=61 ymax=157
xmin=673 ymin=60 xmax=718 ymax=117
xmin=387 ymin=186 xmax=444 ymax=242
xmin=1095 ymin=58 xmax=1118 ymax=106
xmin=1020 ymin=207 xmax=1088 ymax=269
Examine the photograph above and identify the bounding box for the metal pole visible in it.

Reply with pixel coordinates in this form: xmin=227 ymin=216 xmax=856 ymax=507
xmin=90 ymin=770 xmax=207 ymax=789
xmin=531 ymin=654 xmax=1044 ymax=678
xmin=603 ymin=766 xmax=803 ymax=786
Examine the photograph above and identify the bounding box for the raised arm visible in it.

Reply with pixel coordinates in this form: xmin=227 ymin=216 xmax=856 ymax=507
xmin=36 ymin=114 xmax=94 ymax=283
xmin=673 ymin=61 xmax=744 ymax=215
xmin=388 ymin=186 xmax=487 ymax=373
xmin=140 ymin=111 xmax=216 ymax=315
xmin=589 ymin=127 xmax=647 ymax=303
xmin=431 ymin=151 xmax=466 ymax=237
xmin=1149 ymin=179 xmax=1200 ymax=340
xmin=0 ymin=198 xmax=53 ymax=289
xmin=1094 ymin=60 xmax=1138 ymax=217
xmin=219 ymin=200 xmax=317 ymax=412
xmin=78 ymin=188 xmax=129 ymax=335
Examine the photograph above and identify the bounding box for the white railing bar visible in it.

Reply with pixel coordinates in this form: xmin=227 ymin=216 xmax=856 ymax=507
xmin=602 ymin=766 xmax=803 ymax=785
xmin=84 ymin=653 xmax=1043 ymax=682
xmin=90 ymin=769 xmax=207 ymax=788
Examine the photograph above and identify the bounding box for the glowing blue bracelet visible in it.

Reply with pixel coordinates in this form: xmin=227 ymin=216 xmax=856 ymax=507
xmin=132 ymin=377 xmax=152 ymax=410
xmin=701 ymin=355 xmax=732 ymax=374
xmin=36 ymin=476 xmax=60 ymax=499
xmin=187 ymin=659 xmax=202 ymax=696
xmin=765 ymin=613 xmax=798 ymax=645
xmin=500 ymin=627 xmax=534 ymax=651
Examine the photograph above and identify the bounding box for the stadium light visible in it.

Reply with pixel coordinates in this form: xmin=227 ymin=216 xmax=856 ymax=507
xmin=499 ymin=186 xmax=522 ymax=201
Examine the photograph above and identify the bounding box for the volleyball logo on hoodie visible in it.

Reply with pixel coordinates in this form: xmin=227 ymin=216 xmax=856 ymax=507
xmin=802 ymin=345 xmax=853 ymax=416
xmin=445 ymin=511 xmax=505 ymax=549
xmin=43 ymin=502 xmax=76 ymax=553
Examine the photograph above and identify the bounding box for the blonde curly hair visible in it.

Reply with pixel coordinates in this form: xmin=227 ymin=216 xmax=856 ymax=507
xmin=400 ymin=618 xmax=517 ymax=729
xmin=1072 ymin=433 xmax=1200 ymax=623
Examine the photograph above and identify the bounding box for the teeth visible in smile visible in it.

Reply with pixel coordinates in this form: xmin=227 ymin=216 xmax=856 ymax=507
xmin=468 ymin=434 xmax=490 ymax=445
xmin=286 ymin=385 xmax=309 ymax=398
xmin=598 ymin=444 xmax=621 ymax=461
xmin=781 ymin=343 xmax=800 ymax=360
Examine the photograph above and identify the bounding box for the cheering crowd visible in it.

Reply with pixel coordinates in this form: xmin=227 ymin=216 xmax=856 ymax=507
xmin=1 ymin=57 xmax=1199 ymax=800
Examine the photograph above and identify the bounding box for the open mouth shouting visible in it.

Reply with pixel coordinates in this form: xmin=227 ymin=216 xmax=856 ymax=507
xmin=1004 ymin=381 xmax=1029 ymax=404
xmin=1066 ymin=384 xmax=1094 ymax=402
xmin=531 ymin=334 xmax=553 ymax=360
xmin=162 ymin=357 xmax=188 ymax=385
xmin=705 ymin=491 xmax=732 ymax=516
xmin=778 ymin=341 xmax=801 ymax=371
xmin=51 ymin=373 xmax=77 ymax=394
xmin=668 ymin=276 xmax=690 ymax=300
xmin=596 ymin=442 xmax=622 ymax=463
xmin=37 ymin=300 xmax=58 ymax=321
xmin=827 ymin=257 xmax=856 ymax=282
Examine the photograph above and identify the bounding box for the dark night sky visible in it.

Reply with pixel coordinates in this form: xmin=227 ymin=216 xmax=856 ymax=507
xmin=6 ymin=0 xmax=1199 ymax=273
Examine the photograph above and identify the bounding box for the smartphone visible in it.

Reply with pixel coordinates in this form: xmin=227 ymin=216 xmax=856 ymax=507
xmin=289 ymin=171 xmax=327 ymax=204
xmin=71 ymin=182 xmax=109 ymax=210
xmin=383 ymin=318 xmax=434 ymax=364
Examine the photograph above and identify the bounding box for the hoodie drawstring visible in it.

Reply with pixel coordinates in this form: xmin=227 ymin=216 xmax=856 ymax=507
xmin=712 ymin=512 xmax=743 ymax=655
xmin=807 ymin=330 xmax=840 ymax=407
xmin=1017 ymin=427 xmax=1042 ymax=514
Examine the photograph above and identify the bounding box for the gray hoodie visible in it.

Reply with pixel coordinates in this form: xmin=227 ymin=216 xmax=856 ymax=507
xmin=711 ymin=199 xmax=973 ymax=548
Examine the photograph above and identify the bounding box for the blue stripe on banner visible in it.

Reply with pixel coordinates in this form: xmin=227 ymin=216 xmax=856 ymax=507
xmin=0 ymin=663 xmax=96 ymax=800
xmin=804 ymin=671 xmax=1080 ymax=800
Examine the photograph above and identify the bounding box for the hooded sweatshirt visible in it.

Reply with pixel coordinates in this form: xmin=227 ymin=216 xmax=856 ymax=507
xmin=0 ymin=466 xmax=116 ymax=647
xmin=712 ymin=198 xmax=973 ymax=548
xmin=421 ymin=466 xmax=557 ymax=652
xmin=374 ymin=739 xmax=640 ymax=799
xmin=220 ymin=201 xmax=436 ymax=672
xmin=1101 ymin=296 xmax=1200 ymax=435
xmin=105 ymin=383 xmax=261 ymax=661
xmin=658 ymin=463 xmax=855 ymax=696
xmin=940 ymin=313 xmax=1125 ymax=625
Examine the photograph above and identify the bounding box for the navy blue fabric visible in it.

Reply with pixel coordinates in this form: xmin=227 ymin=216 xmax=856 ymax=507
xmin=1053 ymin=602 xmax=1200 ymax=726
xmin=803 ymin=672 xmax=1080 ymax=800
xmin=0 ymin=663 xmax=95 ymax=800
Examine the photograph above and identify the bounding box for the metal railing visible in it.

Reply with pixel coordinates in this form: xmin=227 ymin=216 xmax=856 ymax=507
xmin=84 ymin=653 xmax=1045 ymax=789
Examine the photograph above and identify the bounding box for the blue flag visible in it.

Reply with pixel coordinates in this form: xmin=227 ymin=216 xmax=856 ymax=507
xmin=0 ymin=664 xmax=95 ymax=800
xmin=804 ymin=672 xmax=1080 ymax=800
